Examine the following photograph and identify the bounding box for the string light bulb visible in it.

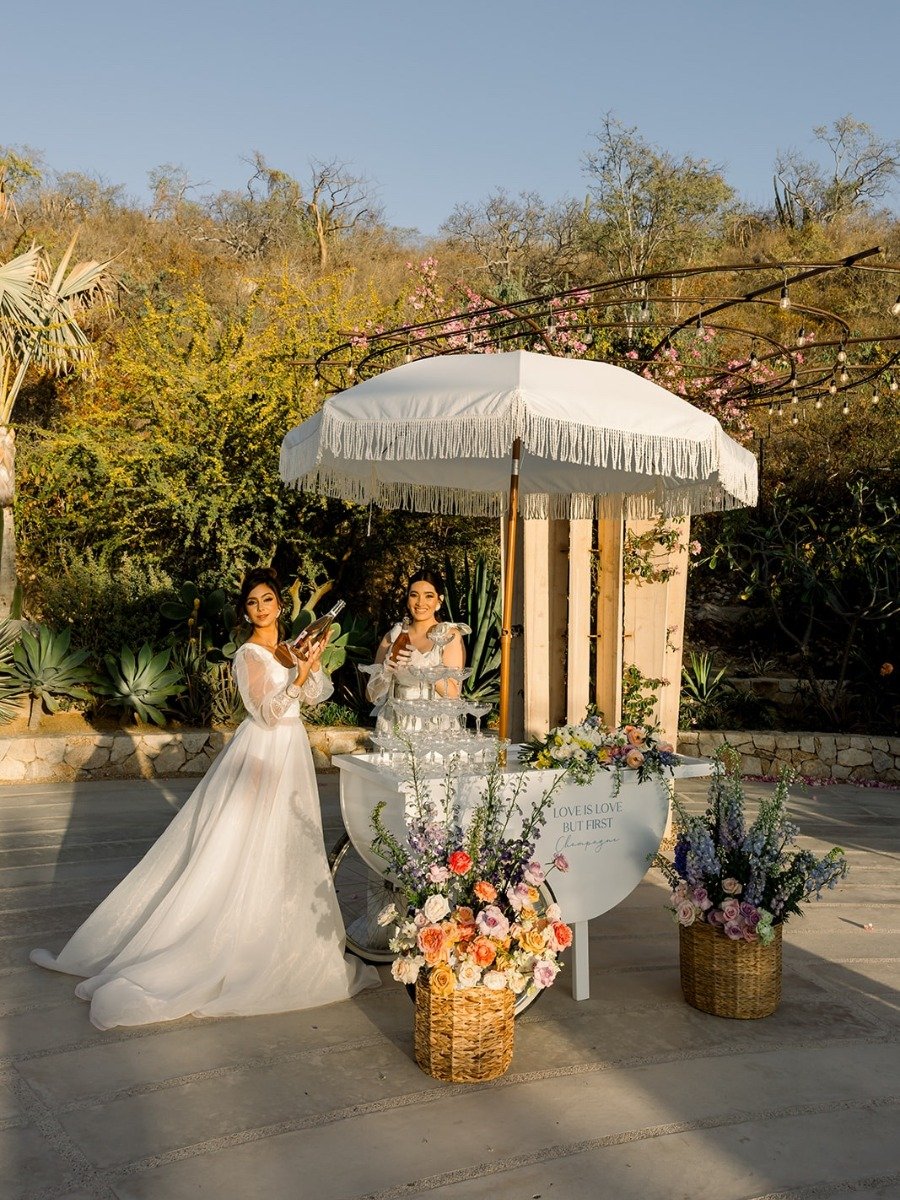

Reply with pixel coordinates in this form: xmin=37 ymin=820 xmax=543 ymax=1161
xmin=777 ymin=403 xmax=784 ymax=416
xmin=749 ymin=348 xmax=759 ymax=369
xmin=779 ymin=282 xmax=791 ymax=309
xmin=791 ymin=412 xmax=799 ymax=425
xmin=872 ymin=387 xmax=880 ymax=406
xmin=796 ymin=326 xmax=807 ymax=347
xmin=836 ymin=346 xmax=847 ymax=363
xmin=639 ymin=297 xmax=649 ymax=321
xmin=890 ymin=375 xmax=898 ymax=392
xmin=840 ymin=367 xmax=850 ymax=384
xmin=815 ymin=397 xmax=823 ymax=410
xmin=841 ymin=399 xmax=850 ymax=415
xmin=828 ymin=378 xmax=838 ymax=395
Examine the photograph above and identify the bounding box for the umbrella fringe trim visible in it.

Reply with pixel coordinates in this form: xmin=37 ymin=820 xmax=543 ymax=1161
xmin=285 ymin=470 xmax=751 ymax=519
xmin=303 ymin=407 xmax=755 ymax=510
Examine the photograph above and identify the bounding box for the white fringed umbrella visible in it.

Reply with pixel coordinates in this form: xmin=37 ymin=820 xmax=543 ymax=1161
xmin=280 ymin=351 xmax=758 ymax=738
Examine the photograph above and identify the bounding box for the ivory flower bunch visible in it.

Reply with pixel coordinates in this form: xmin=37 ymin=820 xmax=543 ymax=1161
xmin=519 ymin=706 xmax=679 ymax=788
xmin=372 ymin=758 xmax=572 ymax=996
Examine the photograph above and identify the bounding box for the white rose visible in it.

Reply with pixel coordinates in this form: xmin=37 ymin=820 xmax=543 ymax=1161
xmin=545 ymin=903 xmax=562 ymax=922
xmin=457 ymin=962 xmax=482 ymax=989
xmin=423 ymin=893 xmax=451 ymax=923
xmin=505 ymin=969 xmax=528 ymax=994
xmin=482 ymin=970 xmax=508 ymax=991
xmin=391 ymin=955 xmax=424 ymax=985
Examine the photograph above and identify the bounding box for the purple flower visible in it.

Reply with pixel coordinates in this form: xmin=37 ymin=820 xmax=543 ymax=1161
xmin=724 ymin=921 xmax=744 ymax=940
xmin=552 ymin=853 xmax=570 ymax=873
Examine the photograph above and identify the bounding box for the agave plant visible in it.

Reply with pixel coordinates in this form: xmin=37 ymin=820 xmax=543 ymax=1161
xmin=97 ymin=644 xmax=185 ymax=727
xmin=442 ymin=556 xmax=502 ymax=707
xmin=0 ymin=617 xmax=26 ymax=723
xmin=10 ymin=625 xmax=98 ymax=728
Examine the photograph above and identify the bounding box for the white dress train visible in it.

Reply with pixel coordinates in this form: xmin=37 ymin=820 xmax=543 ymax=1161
xmin=31 ymin=643 xmax=380 ymax=1029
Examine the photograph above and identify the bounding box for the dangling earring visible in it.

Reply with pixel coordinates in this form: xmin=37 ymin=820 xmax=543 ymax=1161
xmin=243 ymin=615 xmax=251 ymax=624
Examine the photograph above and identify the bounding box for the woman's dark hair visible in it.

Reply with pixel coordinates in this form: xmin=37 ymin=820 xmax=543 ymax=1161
xmin=237 ymin=567 xmax=283 ymax=615
xmin=406 ymin=569 xmax=445 ymax=597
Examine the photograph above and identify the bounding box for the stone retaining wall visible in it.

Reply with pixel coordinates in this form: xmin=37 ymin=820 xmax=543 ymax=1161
xmin=2 ymin=726 xmax=897 ymax=785
xmin=676 ymin=730 xmax=900 ymax=782
xmin=0 ymin=726 xmax=373 ymax=784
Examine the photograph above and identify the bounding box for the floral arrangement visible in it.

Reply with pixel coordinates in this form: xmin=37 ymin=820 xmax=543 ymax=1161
xmin=519 ymin=706 xmax=680 ymax=789
xmin=652 ymin=755 xmax=848 ymax=945
xmin=372 ymin=757 xmax=572 ymax=997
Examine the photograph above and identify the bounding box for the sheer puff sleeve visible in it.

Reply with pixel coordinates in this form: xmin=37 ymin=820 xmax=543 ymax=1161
xmin=234 ymin=646 xmax=333 ymax=728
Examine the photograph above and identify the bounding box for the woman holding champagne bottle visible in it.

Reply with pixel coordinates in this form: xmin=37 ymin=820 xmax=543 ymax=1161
xmin=31 ymin=567 xmax=379 ymax=1029
xmin=364 ymin=569 xmax=466 ymax=731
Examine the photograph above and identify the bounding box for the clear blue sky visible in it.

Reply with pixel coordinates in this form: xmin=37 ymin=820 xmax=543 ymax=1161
xmin=4 ymin=0 xmax=898 ymax=236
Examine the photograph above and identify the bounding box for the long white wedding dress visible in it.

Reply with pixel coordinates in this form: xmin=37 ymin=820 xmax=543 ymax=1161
xmin=31 ymin=643 xmax=380 ymax=1029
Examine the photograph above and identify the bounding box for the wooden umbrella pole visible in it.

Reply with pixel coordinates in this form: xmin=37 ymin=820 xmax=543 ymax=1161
xmin=498 ymin=438 xmax=522 ymax=747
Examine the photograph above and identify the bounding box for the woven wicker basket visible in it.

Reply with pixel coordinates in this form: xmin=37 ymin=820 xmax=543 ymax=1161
xmin=679 ymin=919 xmax=782 ymax=1019
xmin=414 ymin=978 xmax=514 ymax=1082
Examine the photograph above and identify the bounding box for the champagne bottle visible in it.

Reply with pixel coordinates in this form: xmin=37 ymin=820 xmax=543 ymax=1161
xmin=389 ymin=631 xmax=411 ymax=661
xmin=291 ymin=600 xmax=345 ymax=649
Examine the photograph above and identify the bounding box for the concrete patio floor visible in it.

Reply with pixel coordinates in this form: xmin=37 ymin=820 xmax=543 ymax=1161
xmin=0 ymin=771 xmax=897 ymax=1200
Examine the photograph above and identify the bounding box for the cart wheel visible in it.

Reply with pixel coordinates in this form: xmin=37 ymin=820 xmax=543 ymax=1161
xmin=329 ymin=833 xmax=398 ymax=964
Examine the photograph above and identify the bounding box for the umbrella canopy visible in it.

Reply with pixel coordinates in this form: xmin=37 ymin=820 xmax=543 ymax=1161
xmin=280 ymin=350 xmax=758 ymax=519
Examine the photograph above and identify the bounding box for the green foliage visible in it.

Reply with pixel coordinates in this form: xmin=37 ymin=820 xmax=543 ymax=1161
xmin=621 ymin=664 xmax=668 ymax=727
xmin=679 ymin=651 xmax=776 ymax=731
xmin=700 ymin=479 xmax=899 ymax=731
xmin=160 ymin=581 xmax=237 ymax=657
xmin=96 ymin=643 xmax=185 ymax=726
xmin=10 ymin=625 xmax=98 ymax=725
xmin=28 ymin=549 xmax=173 ymax=661
xmin=442 ymin=556 xmax=502 ymax=707
xmin=0 ymin=619 xmax=26 ymax=723
xmin=300 ymin=699 xmax=363 ymax=727
xmin=623 ymin=518 xmax=684 ymax=584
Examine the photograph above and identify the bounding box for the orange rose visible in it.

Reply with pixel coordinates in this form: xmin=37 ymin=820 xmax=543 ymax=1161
xmin=519 ymin=928 xmax=547 ymax=955
xmin=551 ymin=921 xmax=573 ymax=950
xmin=473 ymin=880 xmax=497 ymax=903
xmin=456 ymin=921 xmax=477 ymax=943
xmin=470 ymin=936 xmax=497 ymax=968
xmin=417 ymin=924 xmax=447 ymax=965
xmin=455 ymin=906 xmax=475 ymax=924
xmin=448 ymin=850 xmax=473 ymax=875
xmin=441 ymin=920 xmax=461 ymax=945
xmin=428 ymin=963 xmax=456 ymax=997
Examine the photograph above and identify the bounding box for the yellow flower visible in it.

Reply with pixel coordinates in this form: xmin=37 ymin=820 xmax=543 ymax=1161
xmin=519 ymin=928 xmax=547 ymax=955
xmin=428 ymin=963 xmax=456 ymax=997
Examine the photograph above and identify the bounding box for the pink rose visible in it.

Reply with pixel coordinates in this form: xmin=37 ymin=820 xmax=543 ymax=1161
xmin=721 ymin=898 xmax=741 ymax=923
xmin=625 ymin=748 xmax=645 ymax=769
xmin=532 ymin=960 xmax=559 ymax=989
xmin=552 ymin=853 xmax=570 ymax=873
xmin=427 ymin=864 xmax=451 ymax=884
xmin=523 ymin=861 xmax=545 ymax=886
xmin=724 ymin=921 xmax=744 ymax=940
xmin=722 ymin=877 xmax=742 ymax=896
xmin=475 ymin=905 xmax=510 ymax=939
xmin=676 ymin=900 xmax=696 ymax=926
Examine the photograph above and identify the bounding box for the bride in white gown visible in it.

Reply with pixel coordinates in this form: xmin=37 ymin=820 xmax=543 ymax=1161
xmin=31 ymin=568 xmax=380 ymax=1029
